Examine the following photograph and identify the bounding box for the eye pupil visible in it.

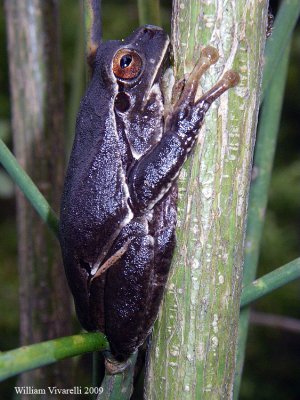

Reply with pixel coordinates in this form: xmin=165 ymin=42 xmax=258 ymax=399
xmin=120 ymin=55 xmax=132 ymax=69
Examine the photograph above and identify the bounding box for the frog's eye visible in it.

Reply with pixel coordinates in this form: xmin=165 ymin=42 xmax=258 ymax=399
xmin=113 ymin=49 xmax=142 ymax=80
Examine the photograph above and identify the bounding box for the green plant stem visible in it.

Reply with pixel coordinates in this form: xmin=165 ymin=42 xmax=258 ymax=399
xmin=0 ymin=333 xmax=108 ymax=382
xmin=234 ymin=42 xmax=291 ymax=398
xmin=262 ymin=0 xmax=300 ymax=97
xmin=0 ymin=140 xmax=59 ymax=236
xmin=83 ymin=0 xmax=102 ymax=58
xmin=241 ymin=258 xmax=300 ymax=308
xmin=146 ymin=1 xmax=268 ymax=398
xmin=97 ymin=353 xmax=138 ymax=400
xmin=137 ymin=0 xmax=160 ymax=26
xmin=66 ymin=9 xmax=85 ymax=156
xmin=93 ymin=352 xmax=104 ymax=388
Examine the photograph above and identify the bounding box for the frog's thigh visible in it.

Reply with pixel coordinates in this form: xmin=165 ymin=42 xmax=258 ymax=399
xmin=104 ymin=219 xmax=155 ymax=359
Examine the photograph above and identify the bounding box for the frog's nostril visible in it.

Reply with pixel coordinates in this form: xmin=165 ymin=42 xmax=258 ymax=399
xmin=142 ymin=25 xmax=164 ymax=39
xmin=143 ymin=25 xmax=163 ymax=32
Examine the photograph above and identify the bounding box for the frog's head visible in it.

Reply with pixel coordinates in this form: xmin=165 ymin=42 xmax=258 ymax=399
xmin=95 ymin=25 xmax=170 ymax=108
xmin=86 ymin=26 xmax=170 ymax=159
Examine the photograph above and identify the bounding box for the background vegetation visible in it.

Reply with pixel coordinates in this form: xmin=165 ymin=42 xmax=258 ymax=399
xmin=0 ymin=0 xmax=299 ymax=398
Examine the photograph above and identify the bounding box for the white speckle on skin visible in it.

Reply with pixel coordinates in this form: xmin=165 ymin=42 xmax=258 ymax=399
xmin=218 ymin=274 xmax=224 ymax=284
xmin=184 ymin=385 xmax=190 ymax=392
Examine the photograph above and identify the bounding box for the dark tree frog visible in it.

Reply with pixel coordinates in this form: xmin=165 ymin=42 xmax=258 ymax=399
xmin=59 ymin=25 xmax=239 ymax=362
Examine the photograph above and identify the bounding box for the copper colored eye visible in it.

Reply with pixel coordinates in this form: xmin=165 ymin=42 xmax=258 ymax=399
xmin=112 ymin=49 xmax=142 ymax=80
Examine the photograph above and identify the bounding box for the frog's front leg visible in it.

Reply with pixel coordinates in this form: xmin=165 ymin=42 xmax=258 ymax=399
xmin=129 ymin=47 xmax=239 ymax=213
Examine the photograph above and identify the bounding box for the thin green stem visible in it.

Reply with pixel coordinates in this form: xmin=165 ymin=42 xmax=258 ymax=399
xmin=0 ymin=140 xmax=59 ymax=236
xmin=92 ymin=352 xmax=104 ymax=388
xmin=66 ymin=9 xmax=85 ymax=157
xmin=0 ymin=333 xmax=108 ymax=382
xmin=262 ymin=0 xmax=300 ymax=98
xmin=243 ymin=44 xmax=291 ymax=285
xmin=234 ymin=41 xmax=291 ymax=400
xmin=241 ymin=258 xmax=300 ymax=308
xmin=83 ymin=0 xmax=102 ymax=57
xmin=137 ymin=0 xmax=161 ymax=26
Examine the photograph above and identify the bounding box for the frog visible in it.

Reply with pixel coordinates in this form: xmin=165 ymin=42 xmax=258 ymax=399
xmin=59 ymin=25 xmax=239 ymax=362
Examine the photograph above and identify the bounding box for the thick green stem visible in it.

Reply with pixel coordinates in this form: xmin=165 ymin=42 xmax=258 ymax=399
xmin=145 ymin=1 xmax=268 ymax=398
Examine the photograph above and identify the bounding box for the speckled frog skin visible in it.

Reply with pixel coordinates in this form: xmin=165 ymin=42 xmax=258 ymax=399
xmin=59 ymin=25 xmax=239 ymax=361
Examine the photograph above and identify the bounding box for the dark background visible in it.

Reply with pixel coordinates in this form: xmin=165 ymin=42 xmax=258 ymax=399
xmin=0 ymin=1 xmax=299 ymax=398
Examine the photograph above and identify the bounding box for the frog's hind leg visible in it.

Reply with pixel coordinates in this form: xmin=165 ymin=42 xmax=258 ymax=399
xmin=146 ymin=183 xmax=178 ymax=316
xmin=96 ymin=217 xmax=157 ymax=361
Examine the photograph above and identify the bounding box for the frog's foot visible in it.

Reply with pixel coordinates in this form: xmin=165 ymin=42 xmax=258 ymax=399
xmin=175 ymin=46 xmax=220 ymax=108
xmin=168 ymin=46 xmax=239 ymax=131
xmin=104 ymin=351 xmax=135 ymax=375
xmin=196 ymin=69 xmax=240 ymax=108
